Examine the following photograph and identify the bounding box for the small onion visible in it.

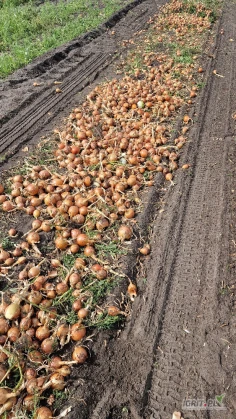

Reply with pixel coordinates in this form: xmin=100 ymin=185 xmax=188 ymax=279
xmin=107 ymin=306 xmax=121 ymax=316
xmin=35 ymin=406 xmax=53 ymax=419
xmin=0 ymin=317 xmax=9 ymax=334
xmin=78 ymin=308 xmax=89 ymax=319
xmin=8 ymin=228 xmax=17 ymax=237
xmin=72 ymin=346 xmax=88 ymax=364
xmin=139 ymin=244 xmax=150 ymax=255
xmin=71 ymin=323 xmax=86 ymax=341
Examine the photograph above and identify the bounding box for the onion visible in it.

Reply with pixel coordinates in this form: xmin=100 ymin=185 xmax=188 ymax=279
xmin=36 ymin=325 xmax=50 ymax=341
xmin=0 ymin=350 xmax=8 ymax=362
xmin=56 ymin=323 xmax=69 ymax=345
xmin=76 ymin=233 xmax=89 ymax=247
xmin=35 ymin=407 xmax=53 ymax=419
xmin=55 ymin=236 xmax=68 ymax=250
xmin=107 ymin=306 xmax=121 ymax=316
xmin=50 ymin=372 xmax=65 ymax=390
xmin=28 ymin=265 xmax=40 ymax=278
xmin=165 ymin=173 xmax=173 ymax=181
xmin=51 ymin=259 xmax=61 ymax=268
xmin=8 ymin=228 xmax=17 ymax=237
xmin=25 ymin=368 xmax=37 ymax=381
xmin=0 ymin=318 xmax=9 ymax=334
xmin=74 ymin=258 xmax=86 ymax=269
xmin=78 ymin=308 xmax=89 ymax=319
xmin=127 ymin=282 xmax=137 ymax=300
xmin=139 ymin=244 xmax=150 ymax=255
xmin=27 ymin=291 xmax=42 ymax=305
xmin=41 ymin=337 xmax=57 ymax=354
xmin=72 ymin=346 xmax=88 ymax=364
xmin=124 ymin=208 xmax=135 ymax=219
xmin=26 ymin=232 xmax=40 ymax=244
xmin=26 ymin=184 xmax=39 ymax=196
xmin=68 ymin=272 xmax=81 ymax=287
xmin=28 ymin=350 xmax=43 ymax=364
xmin=12 ymin=247 xmax=23 ymax=257
xmin=70 ymin=323 xmax=86 ymax=341
xmin=19 ymin=269 xmax=28 ymax=281
xmin=5 ymin=303 xmax=21 ymax=320
xmin=32 ymin=219 xmax=42 ymax=230
xmin=137 ymin=100 xmax=145 ymax=108
xmin=26 ymin=378 xmax=39 ymax=395
xmin=72 ymin=299 xmax=82 ymax=311
xmin=23 ymin=395 xmax=35 ymax=411
xmin=41 ymin=220 xmax=52 ymax=232
xmin=58 ymin=365 xmax=71 ymax=377
xmin=20 ymin=317 xmax=32 ymax=331
xmin=84 ymin=245 xmax=95 ymax=257
xmin=118 ymin=225 xmax=132 ymax=241
xmin=2 ymin=201 xmax=14 ymax=211
xmin=0 ymin=184 xmax=4 ymax=194
xmin=0 ymin=388 xmax=17 ymax=405
xmin=56 ymin=281 xmax=69 ymax=295
xmin=0 ymin=250 xmax=10 ymax=263
xmin=96 ymin=218 xmax=109 ymax=231
xmin=96 ymin=269 xmax=107 ymax=280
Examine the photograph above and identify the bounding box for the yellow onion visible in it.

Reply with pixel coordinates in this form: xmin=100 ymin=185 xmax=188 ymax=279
xmin=118 ymin=225 xmax=132 ymax=241
xmin=4 ymin=303 xmax=21 ymax=320
xmin=72 ymin=346 xmax=88 ymax=364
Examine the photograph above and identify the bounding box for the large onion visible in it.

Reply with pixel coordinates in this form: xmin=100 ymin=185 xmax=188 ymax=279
xmin=118 ymin=225 xmax=132 ymax=241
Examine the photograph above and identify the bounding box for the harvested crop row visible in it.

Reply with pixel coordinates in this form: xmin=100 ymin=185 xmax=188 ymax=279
xmin=0 ymin=1 xmax=219 ymax=417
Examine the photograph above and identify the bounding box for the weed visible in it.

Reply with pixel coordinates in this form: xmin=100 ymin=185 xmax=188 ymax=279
xmin=0 ymin=154 xmax=7 ymax=163
xmin=52 ymin=389 xmax=69 ymax=411
xmin=197 ymin=81 xmax=206 ymax=89
xmin=61 ymin=253 xmax=77 ymax=270
xmin=84 ymin=277 xmax=119 ymax=306
xmin=85 ymin=312 xmax=121 ymax=330
xmin=52 ymin=288 xmax=77 ymax=324
xmin=1 ymin=237 xmax=15 ymax=250
xmin=95 ymin=241 xmax=127 ymax=259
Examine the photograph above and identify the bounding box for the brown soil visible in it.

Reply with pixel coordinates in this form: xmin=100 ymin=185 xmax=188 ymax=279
xmin=0 ymin=0 xmax=236 ymax=418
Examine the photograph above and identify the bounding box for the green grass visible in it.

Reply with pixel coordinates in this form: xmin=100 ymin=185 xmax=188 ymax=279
xmin=85 ymin=312 xmax=121 ymax=330
xmin=1 ymin=237 xmax=15 ymax=250
xmin=0 ymin=0 xmax=131 ymax=78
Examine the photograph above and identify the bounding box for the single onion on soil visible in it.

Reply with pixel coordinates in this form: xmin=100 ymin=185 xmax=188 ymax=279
xmin=72 ymin=346 xmax=88 ymax=364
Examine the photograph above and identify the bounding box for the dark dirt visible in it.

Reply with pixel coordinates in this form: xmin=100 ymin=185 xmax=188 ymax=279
xmin=0 ymin=0 xmax=236 ymax=418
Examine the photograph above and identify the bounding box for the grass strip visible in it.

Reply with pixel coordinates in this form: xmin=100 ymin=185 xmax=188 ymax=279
xmin=0 ymin=0 xmax=131 ymax=78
